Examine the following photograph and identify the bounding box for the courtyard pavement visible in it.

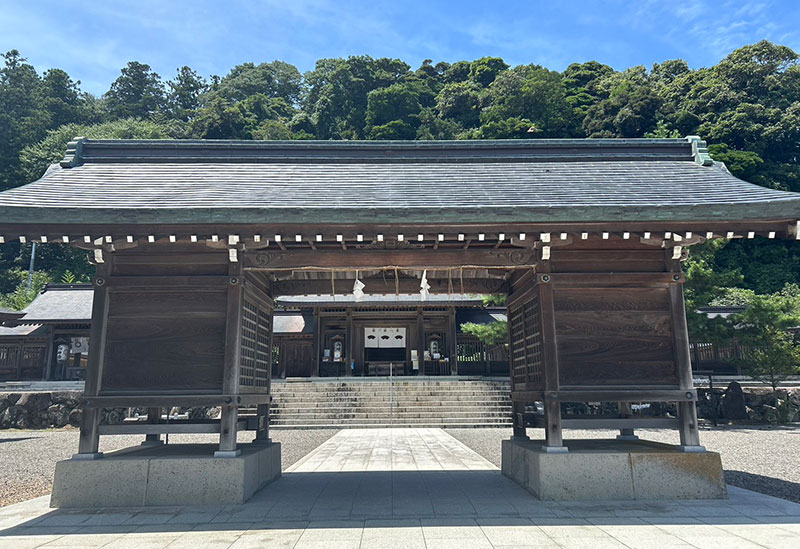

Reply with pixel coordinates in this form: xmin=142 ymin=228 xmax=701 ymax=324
xmin=0 ymin=428 xmax=798 ymax=548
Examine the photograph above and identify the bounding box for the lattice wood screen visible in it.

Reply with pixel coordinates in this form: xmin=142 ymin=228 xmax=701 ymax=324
xmin=509 ymin=293 xmax=543 ymax=390
xmin=240 ymin=299 xmax=271 ymax=391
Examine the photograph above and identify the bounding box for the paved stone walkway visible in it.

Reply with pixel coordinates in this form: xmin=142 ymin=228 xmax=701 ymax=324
xmin=0 ymin=428 xmax=799 ymax=548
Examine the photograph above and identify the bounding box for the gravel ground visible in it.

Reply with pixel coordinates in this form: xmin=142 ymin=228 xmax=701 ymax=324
xmin=0 ymin=427 xmax=337 ymax=507
xmin=3 ymin=426 xmax=798 ymax=508
xmin=446 ymin=425 xmax=800 ymax=504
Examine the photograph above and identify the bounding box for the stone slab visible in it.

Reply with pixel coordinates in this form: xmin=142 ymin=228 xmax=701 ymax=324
xmin=501 ymin=437 xmax=727 ymax=501
xmin=50 ymin=442 xmax=281 ymax=508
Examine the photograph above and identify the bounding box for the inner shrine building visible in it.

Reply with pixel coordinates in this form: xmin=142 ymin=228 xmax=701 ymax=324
xmin=0 ymin=136 xmax=798 ymax=506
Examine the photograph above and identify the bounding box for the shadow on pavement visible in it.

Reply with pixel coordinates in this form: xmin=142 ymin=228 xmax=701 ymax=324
xmin=2 ymin=469 xmax=798 ymax=537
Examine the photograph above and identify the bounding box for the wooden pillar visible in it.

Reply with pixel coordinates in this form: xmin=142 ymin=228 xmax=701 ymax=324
xmin=217 ymin=262 xmax=244 ymax=457
xmin=512 ymin=400 xmax=527 ymax=439
xmin=253 ymin=403 xmax=270 ymax=443
xmin=143 ymin=407 xmax=163 ymax=446
xmin=279 ymin=342 xmax=286 ymax=379
xmin=447 ymin=307 xmax=458 ymax=375
xmin=416 ymin=307 xmax=425 ymax=375
xmin=538 ymin=271 xmax=566 ymax=452
xmin=76 ymin=262 xmax=111 ymax=458
xmin=346 ymin=309 xmax=354 ymax=376
xmin=668 ymin=257 xmax=704 ymax=451
xmin=42 ymin=326 xmax=55 ymax=381
xmin=312 ymin=307 xmax=321 ymax=377
xmin=617 ymin=402 xmax=637 ymax=440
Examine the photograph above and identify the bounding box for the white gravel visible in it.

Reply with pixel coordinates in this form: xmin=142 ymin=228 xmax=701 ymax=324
xmin=446 ymin=425 xmax=800 ymax=504
xmin=0 ymin=427 xmax=336 ymax=507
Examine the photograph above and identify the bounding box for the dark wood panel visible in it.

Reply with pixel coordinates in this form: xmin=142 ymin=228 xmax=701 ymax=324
xmin=555 ymin=311 xmax=673 ymax=338
xmin=113 ymin=252 xmax=228 ymax=265
xmin=553 ymin=288 xmax=670 ymax=312
xmin=557 ymin=331 xmax=677 ymax=386
xmin=102 ymin=315 xmax=226 ymax=392
xmin=550 ymin=260 xmax=666 ymax=273
xmin=244 ymin=248 xmax=536 ymax=270
xmin=559 ymin=359 xmax=678 ymax=386
xmin=548 ymin=273 xmax=683 ymax=286
xmin=107 ymin=290 xmax=227 ymax=317
xmin=113 ymin=264 xmax=230 ymax=276
xmin=557 ymin=333 xmax=674 ymax=362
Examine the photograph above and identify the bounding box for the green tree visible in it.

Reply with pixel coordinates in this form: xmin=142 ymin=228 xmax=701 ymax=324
xmin=435 ymin=82 xmax=482 ymax=128
xmin=304 ymin=56 xmax=411 ymax=139
xmin=104 ymin=61 xmax=166 ymax=119
xmin=208 ymin=61 xmax=303 ymax=104
xmin=741 ymin=332 xmax=800 ymax=417
xmin=583 ymin=66 xmax=661 ymax=137
xmin=468 ymin=57 xmax=509 ymax=87
xmin=167 ymin=66 xmax=207 ymax=121
xmin=731 ymin=285 xmax=800 ymax=415
xmin=0 ymin=50 xmax=88 ymax=190
xmin=365 ymin=83 xmax=422 ymax=138
xmin=481 ymin=65 xmax=578 ymax=137
xmin=19 ymin=119 xmax=169 ymax=183
xmin=0 ymin=270 xmax=51 ymax=311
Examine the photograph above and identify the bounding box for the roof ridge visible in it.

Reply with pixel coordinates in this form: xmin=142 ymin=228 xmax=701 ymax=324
xmin=57 ymin=137 xmax=699 ymax=168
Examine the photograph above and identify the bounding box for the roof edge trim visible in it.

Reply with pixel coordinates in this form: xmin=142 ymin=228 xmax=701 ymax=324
xmin=686 ymin=135 xmax=714 ymax=166
xmin=60 ymin=137 xmax=87 ymax=168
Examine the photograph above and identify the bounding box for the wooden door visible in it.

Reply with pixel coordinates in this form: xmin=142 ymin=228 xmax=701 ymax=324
xmin=283 ymin=340 xmax=314 ymax=377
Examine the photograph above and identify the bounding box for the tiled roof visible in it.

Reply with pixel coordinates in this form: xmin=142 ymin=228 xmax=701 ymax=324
xmin=14 ymin=284 xmax=93 ymax=324
xmin=0 ymin=307 xmax=25 ymax=323
xmin=1 ymin=137 xmax=798 ymax=226
xmin=0 ymin=324 xmax=45 ymax=337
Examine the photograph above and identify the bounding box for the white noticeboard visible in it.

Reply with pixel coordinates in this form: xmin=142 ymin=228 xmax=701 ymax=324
xmin=364 ymin=327 xmax=406 ymax=348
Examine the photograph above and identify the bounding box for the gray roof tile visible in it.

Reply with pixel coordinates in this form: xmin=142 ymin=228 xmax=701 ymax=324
xmin=16 ymin=285 xmax=94 ymax=324
xmin=1 ymin=138 xmax=798 ymax=225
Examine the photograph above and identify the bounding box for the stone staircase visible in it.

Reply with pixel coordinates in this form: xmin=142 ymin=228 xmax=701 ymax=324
xmin=268 ymin=377 xmax=512 ymax=429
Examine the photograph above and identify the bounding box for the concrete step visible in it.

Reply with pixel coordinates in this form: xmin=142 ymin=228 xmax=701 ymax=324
xmin=272 ymin=398 xmax=511 ymax=405
xmin=270 ymin=411 xmax=511 ymax=419
xmin=271 ymin=405 xmax=511 ymax=412
xmin=267 ymin=379 xmax=511 ymax=428
xmin=270 ymin=422 xmax=511 ymax=429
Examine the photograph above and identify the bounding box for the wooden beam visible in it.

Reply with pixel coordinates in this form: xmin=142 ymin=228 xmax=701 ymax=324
xmin=244 ymin=249 xmax=536 ymax=270
xmin=83 ymin=394 xmax=271 ymax=407
xmin=271 ymin=277 xmax=509 ymax=295
xmin=513 ymin=389 xmax=696 ymax=402
xmin=98 ymin=420 xmax=249 ymax=435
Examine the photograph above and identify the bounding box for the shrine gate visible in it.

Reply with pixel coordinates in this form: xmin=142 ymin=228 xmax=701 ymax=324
xmin=1 ymin=137 xmax=798 ymax=505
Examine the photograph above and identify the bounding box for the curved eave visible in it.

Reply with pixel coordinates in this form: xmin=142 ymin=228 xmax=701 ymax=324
xmin=1 ymin=200 xmax=800 ymax=227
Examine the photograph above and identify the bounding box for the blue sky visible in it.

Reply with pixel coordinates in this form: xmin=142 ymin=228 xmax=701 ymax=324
xmin=1 ymin=0 xmax=799 ymax=95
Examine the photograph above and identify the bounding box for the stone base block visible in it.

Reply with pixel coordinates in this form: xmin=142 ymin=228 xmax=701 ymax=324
xmin=501 ymin=438 xmax=727 ymax=500
xmin=51 ymin=442 xmax=281 ymax=508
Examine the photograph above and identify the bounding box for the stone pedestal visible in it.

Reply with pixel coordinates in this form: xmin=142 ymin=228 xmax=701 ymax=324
xmin=51 ymin=442 xmax=281 ymax=508
xmin=502 ymin=437 xmax=726 ymax=500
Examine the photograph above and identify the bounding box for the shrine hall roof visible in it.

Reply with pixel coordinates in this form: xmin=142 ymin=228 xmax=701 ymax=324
xmin=0 ymin=137 xmax=799 ymax=226
xmin=10 ymin=284 xmax=94 ymax=325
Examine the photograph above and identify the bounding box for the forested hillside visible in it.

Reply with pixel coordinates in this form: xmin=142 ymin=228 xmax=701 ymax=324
xmin=1 ymin=41 xmax=800 ymax=344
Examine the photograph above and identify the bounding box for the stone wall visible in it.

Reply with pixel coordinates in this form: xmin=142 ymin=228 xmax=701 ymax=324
xmin=0 ymin=392 xmax=86 ymax=429
xmin=0 ymin=392 xmax=218 ymax=429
